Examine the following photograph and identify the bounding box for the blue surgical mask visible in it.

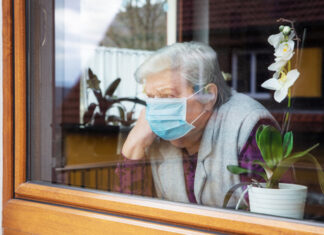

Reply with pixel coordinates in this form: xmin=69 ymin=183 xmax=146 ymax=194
xmin=146 ymin=88 xmax=206 ymax=140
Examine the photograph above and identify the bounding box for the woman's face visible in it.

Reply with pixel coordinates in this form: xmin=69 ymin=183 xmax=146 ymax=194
xmin=144 ymin=69 xmax=215 ymax=148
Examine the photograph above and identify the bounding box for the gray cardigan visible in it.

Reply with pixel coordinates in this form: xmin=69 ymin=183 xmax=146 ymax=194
xmin=147 ymin=91 xmax=276 ymax=207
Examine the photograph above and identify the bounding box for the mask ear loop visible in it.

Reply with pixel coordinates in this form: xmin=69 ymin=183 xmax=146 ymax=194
xmin=187 ymin=86 xmax=205 ymax=99
xmin=190 ymin=109 xmax=207 ymax=126
xmin=187 ymin=85 xmax=210 ymax=126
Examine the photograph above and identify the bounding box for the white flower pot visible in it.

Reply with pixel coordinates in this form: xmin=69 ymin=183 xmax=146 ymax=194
xmin=248 ymin=183 xmax=307 ymax=219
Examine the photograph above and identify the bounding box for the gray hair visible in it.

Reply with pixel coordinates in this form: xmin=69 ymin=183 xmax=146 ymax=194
xmin=135 ymin=41 xmax=231 ymax=108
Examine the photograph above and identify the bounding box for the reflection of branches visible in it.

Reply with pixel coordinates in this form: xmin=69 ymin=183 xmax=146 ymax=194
xmin=104 ymin=0 xmax=166 ymax=50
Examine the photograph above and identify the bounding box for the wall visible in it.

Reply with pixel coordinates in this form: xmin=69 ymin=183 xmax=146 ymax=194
xmin=0 ymin=0 xmax=3 ymax=233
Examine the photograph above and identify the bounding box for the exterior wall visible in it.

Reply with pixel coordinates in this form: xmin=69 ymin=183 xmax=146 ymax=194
xmin=0 ymin=0 xmax=3 ymax=233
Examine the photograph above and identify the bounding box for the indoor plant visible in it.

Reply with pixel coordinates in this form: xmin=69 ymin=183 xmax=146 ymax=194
xmin=83 ymin=68 xmax=146 ymax=127
xmin=62 ymin=69 xmax=146 ymax=173
xmin=223 ymin=20 xmax=324 ymax=219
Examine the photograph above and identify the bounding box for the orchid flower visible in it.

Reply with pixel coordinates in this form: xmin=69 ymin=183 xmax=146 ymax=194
xmin=274 ymin=40 xmax=295 ymax=61
xmin=261 ymin=69 xmax=300 ymax=103
xmin=268 ymin=40 xmax=295 ymax=71
xmin=268 ymin=30 xmax=295 ymax=49
xmin=268 ymin=32 xmax=285 ymax=49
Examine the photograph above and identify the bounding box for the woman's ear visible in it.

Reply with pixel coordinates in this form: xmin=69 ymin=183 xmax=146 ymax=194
xmin=204 ymin=83 xmax=218 ymax=111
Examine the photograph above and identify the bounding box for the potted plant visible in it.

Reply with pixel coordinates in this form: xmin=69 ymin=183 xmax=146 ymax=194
xmin=223 ymin=20 xmax=324 ymax=219
xmin=62 ymin=69 xmax=146 ymax=168
xmin=83 ymin=68 xmax=146 ymax=127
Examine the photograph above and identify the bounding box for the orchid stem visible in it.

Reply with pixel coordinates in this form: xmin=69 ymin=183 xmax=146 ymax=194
xmin=288 ymin=88 xmax=291 ymax=108
xmin=283 ymin=61 xmax=292 ymax=134
xmin=288 ymin=60 xmax=291 ymax=72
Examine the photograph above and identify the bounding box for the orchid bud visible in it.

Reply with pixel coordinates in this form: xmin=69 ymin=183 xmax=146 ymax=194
xmin=279 ymin=25 xmax=284 ymax=32
xmin=282 ymin=26 xmax=291 ymax=35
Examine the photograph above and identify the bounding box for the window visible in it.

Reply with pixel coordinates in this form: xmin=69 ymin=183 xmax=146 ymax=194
xmin=231 ymin=50 xmax=272 ymax=99
xmin=3 ymin=0 xmax=324 ymax=234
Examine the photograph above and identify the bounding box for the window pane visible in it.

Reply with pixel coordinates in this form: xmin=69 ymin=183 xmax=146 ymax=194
xmin=256 ymin=52 xmax=273 ymax=93
xmin=236 ymin=54 xmax=251 ymax=93
xmin=28 ymin=0 xmax=324 ymax=223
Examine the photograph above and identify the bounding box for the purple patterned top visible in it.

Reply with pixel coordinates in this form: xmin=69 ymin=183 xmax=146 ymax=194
xmin=115 ymin=118 xmax=290 ymax=202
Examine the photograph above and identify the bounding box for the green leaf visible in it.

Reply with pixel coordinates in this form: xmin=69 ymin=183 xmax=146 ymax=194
xmin=283 ymin=131 xmax=293 ymax=158
xmin=105 ymin=78 xmax=121 ymax=97
xmin=255 ymin=125 xmax=265 ymax=148
xmin=252 ymin=160 xmax=272 ymax=180
xmin=222 ymin=182 xmax=251 ymax=208
xmin=289 ymin=143 xmax=319 ymax=159
xmin=271 ymin=153 xmax=324 ymax=193
xmin=268 ymin=144 xmax=319 ymax=188
xmin=256 ymin=125 xmax=283 ymax=169
xmin=227 ymin=165 xmax=267 ymax=181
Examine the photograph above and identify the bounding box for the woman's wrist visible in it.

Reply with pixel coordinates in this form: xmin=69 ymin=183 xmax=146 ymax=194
xmin=121 ymin=141 xmax=146 ymax=160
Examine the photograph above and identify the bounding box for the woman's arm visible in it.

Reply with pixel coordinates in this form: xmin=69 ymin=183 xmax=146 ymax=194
xmin=121 ymin=108 xmax=156 ymax=160
xmin=114 ymin=108 xmax=157 ymax=196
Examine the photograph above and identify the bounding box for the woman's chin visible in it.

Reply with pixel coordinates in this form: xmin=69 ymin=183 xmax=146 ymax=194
xmin=169 ymin=138 xmax=187 ymax=148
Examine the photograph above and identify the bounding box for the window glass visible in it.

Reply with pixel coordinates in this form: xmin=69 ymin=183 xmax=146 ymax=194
xmin=28 ymin=0 xmax=324 ymax=223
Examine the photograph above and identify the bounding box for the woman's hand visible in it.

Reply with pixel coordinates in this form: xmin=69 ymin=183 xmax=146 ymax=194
xmin=121 ymin=108 xmax=156 ymax=160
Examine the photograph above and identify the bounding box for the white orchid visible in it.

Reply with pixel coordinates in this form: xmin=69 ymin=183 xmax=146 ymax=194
xmin=268 ymin=30 xmax=295 ymax=49
xmin=268 ymin=59 xmax=287 ymax=72
xmin=268 ymin=32 xmax=285 ymax=49
xmin=274 ymin=40 xmax=295 ymax=61
xmin=268 ymin=40 xmax=295 ymax=72
xmin=261 ymin=69 xmax=300 ymax=103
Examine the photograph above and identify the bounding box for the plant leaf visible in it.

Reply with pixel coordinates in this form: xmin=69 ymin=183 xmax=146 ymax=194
xmin=256 ymin=125 xmax=283 ymax=169
xmin=268 ymin=144 xmax=319 ymax=188
xmin=222 ymin=182 xmax=251 ymax=208
xmin=117 ymin=97 xmax=146 ymax=106
xmin=271 ymin=153 xmax=324 ymax=193
xmin=289 ymin=143 xmax=319 ymax=159
xmin=252 ymin=160 xmax=272 ymax=180
xmin=83 ymin=103 xmax=97 ymax=124
xmin=105 ymin=78 xmax=121 ymax=97
xmin=227 ymin=165 xmax=267 ymax=181
xmin=87 ymin=68 xmax=101 ymax=91
xmin=256 ymin=125 xmax=265 ymax=147
xmin=117 ymin=106 xmax=125 ymax=121
xmin=283 ymin=131 xmax=293 ymax=158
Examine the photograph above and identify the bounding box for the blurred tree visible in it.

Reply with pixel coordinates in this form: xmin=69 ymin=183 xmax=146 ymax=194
xmin=101 ymin=0 xmax=167 ymax=50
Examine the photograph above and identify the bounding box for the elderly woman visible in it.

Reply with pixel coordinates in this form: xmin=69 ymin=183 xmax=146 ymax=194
xmin=117 ymin=42 xmax=276 ymax=207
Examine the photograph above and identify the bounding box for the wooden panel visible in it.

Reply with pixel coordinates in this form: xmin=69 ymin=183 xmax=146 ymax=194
xmin=16 ymin=182 xmax=324 ymax=235
xmin=4 ymin=0 xmax=324 ymax=234
xmin=14 ymin=0 xmax=27 ymax=190
xmin=292 ymin=48 xmax=323 ymax=97
xmin=3 ymin=199 xmax=211 ymax=235
xmin=3 ymin=227 xmax=33 ymax=235
xmin=2 ymin=0 xmax=14 ymax=206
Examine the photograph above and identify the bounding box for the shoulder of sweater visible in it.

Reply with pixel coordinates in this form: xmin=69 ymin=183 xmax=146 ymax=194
xmin=219 ymin=92 xmax=269 ymax=116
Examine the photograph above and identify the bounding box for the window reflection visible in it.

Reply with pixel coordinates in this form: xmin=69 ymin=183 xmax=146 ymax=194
xmin=28 ymin=0 xmax=324 ymax=222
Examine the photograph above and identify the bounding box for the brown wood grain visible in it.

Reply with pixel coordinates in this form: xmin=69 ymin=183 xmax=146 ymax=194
xmin=16 ymin=182 xmax=324 ymax=235
xmin=3 ymin=227 xmax=33 ymax=235
xmin=3 ymin=199 xmax=211 ymax=235
xmin=14 ymin=0 xmax=27 ymax=190
xmin=4 ymin=0 xmax=324 ymax=234
xmin=2 ymin=0 xmax=14 ymax=207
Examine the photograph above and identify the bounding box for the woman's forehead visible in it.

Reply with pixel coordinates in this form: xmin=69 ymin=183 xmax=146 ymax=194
xmin=144 ymin=70 xmax=191 ymax=96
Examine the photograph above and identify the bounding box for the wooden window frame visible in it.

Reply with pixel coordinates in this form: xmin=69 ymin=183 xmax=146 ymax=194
xmin=3 ymin=0 xmax=324 ymax=233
